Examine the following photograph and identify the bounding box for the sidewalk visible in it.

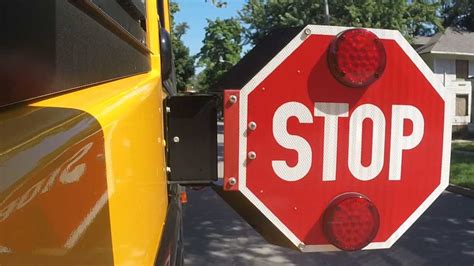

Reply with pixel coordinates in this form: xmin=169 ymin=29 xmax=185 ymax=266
xmin=447 ymin=184 xmax=474 ymax=198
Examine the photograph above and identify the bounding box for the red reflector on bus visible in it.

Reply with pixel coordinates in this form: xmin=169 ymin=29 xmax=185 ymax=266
xmin=180 ymin=191 xmax=188 ymax=204
xmin=323 ymin=193 xmax=380 ymax=251
xmin=327 ymin=28 xmax=386 ymax=88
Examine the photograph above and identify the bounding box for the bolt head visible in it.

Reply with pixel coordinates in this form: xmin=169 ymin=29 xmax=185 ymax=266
xmin=248 ymin=151 xmax=257 ymax=160
xmin=229 ymin=95 xmax=238 ymax=103
xmin=173 ymin=136 xmax=180 ymax=143
xmin=228 ymin=177 xmax=237 ymax=186
xmin=248 ymin=121 xmax=257 ymax=130
xmin=304 ymin=28 xmax=311 ymax=35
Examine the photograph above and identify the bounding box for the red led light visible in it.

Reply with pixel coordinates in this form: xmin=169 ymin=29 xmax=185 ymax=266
xmin=327 ymin=28 xmax=386 ymax=87
xmin=323 ymin=193 xmax=380 ymax=251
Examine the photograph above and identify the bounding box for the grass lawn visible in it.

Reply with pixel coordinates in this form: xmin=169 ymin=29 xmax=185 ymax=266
xmin=450 ymin=147 xmax=474 ymax=189
xmin=452 ymin=142 xmax=474 ymax=153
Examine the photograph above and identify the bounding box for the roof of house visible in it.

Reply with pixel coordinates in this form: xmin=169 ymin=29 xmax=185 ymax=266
xmin=416 ymin=27 xmax=474 ymax=56
xmin=412 ymin=36 xmax=431 ymax=46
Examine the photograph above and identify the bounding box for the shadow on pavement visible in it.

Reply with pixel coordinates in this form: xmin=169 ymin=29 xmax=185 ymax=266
xmin=184 ymin=122 xmax=474 ymax=265
xmin=184 ymin=188 xmax=474 ymax=266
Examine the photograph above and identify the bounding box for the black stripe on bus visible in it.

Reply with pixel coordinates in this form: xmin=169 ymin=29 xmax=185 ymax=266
xmin=0 ymin=0 xmax=150 ymax=108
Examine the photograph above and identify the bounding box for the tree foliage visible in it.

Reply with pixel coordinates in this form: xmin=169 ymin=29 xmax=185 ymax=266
xmin=196 ymin=18 xmax=242 ymax=90
xmin=205 ymin=0 xmax=228 ymax=8
xmin=239 ymin=0 xmax=325 ymax=46
xmin=331 ymin=0 xmax=442 ymax=36
xmin=239 ymin=0 xmax=444 ymax=45
xmin=170 ymin=2 xmax=195 ymax=92
xmin=441 ymin=0 xmax=474 ymax=31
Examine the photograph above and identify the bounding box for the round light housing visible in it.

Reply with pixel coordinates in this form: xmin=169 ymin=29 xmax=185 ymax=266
xmin=323 ymin=193 xmax=380 ymax=251
xmin=327 ymin=28 xmax=386 ymax=88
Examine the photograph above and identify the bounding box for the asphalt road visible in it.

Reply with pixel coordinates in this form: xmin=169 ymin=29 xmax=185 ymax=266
xmin=183 ymin=124 xmax=474 ymax=266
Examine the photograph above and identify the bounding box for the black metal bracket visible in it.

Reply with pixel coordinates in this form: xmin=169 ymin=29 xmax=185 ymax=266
xmin=164 ymin=95 xmax=218 ymax=184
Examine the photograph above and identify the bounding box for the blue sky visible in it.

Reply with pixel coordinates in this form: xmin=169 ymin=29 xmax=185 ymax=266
xmin=173 ymin=0 xmax=246 ymax=57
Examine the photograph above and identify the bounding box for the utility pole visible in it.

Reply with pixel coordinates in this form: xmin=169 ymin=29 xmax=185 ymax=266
xmin=324 ymin=0 xmax=330 ymax=25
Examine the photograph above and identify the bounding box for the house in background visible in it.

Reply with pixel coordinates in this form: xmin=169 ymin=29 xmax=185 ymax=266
xmin=415 ymin=27 xmax=474 ymax=132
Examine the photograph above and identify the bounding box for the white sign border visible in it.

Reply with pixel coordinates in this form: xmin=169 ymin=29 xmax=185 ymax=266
xmin=237 ymin=25 xmax=453 ymax=252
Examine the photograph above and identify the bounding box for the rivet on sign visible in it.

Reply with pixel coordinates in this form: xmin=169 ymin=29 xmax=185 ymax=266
xmin=248 ymin=151 xmax=257 ymax=160
xmin=260 ymin=190 xmax=264 ymax=194
xmin=228 ymin=177 xmax=237 ymax=186
xmin=294 ymin=207 xmax=298 ymax=211
xmin=248 ymin=121 xmax=257 ymax=131
xmin=261 ymin=87 xmax=266 ymax=91
xmin=173 ymin=136 xmax=180 ymax=143
xmin=297 ymin=70 xmax=301 ymax=74
xmin=304 ymin=28 xmax=311 ymax=35
xmin=229 ymin=95 xmax=238 ymax=103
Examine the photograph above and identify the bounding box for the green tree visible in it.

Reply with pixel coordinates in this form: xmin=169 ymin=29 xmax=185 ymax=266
xmin=170 ymin=2 xmax=195 ymax=91
xmin=441 ymin=0 xmax=474 ymax=31
xmin=331 ymin=0 xmax=442 ymax=36
xmin=239 ymin=0 xmax=443 ymax=45
xmin=205 ymin=0 xmax=228 ymax=8
xmin=239 ymin=0 xmax=325 ymax=46
xmin=196 ymin=18 xmax=242 ymax=91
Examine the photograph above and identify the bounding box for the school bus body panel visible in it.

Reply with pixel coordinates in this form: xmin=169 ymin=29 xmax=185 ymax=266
xmin=0 ymin=72 xmax=169 ymax=264
xmin=0 ymin=104 xmax=112 ymax=264
xmin=0 ymin=0 xmax=174 ymax=264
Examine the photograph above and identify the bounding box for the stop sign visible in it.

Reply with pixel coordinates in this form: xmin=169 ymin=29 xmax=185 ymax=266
xmin=223 ymin=25 xmax=452 ymax=251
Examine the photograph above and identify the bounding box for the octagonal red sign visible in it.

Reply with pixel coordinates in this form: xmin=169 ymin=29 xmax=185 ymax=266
xmin=223 ymin=25 xmax=452 ymax=252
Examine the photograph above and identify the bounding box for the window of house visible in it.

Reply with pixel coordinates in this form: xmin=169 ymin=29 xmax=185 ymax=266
xmin=455 ymin=60 xmax=469 ymax=79
xmin=455 ymin=94 xmax=469 ymax=116
xmin=470 ymin=60 xmax=474 ymax=78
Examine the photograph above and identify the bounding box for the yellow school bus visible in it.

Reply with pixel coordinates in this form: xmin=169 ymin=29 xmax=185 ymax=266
xmin=0 ymin=0 xmax=197 ymax=265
